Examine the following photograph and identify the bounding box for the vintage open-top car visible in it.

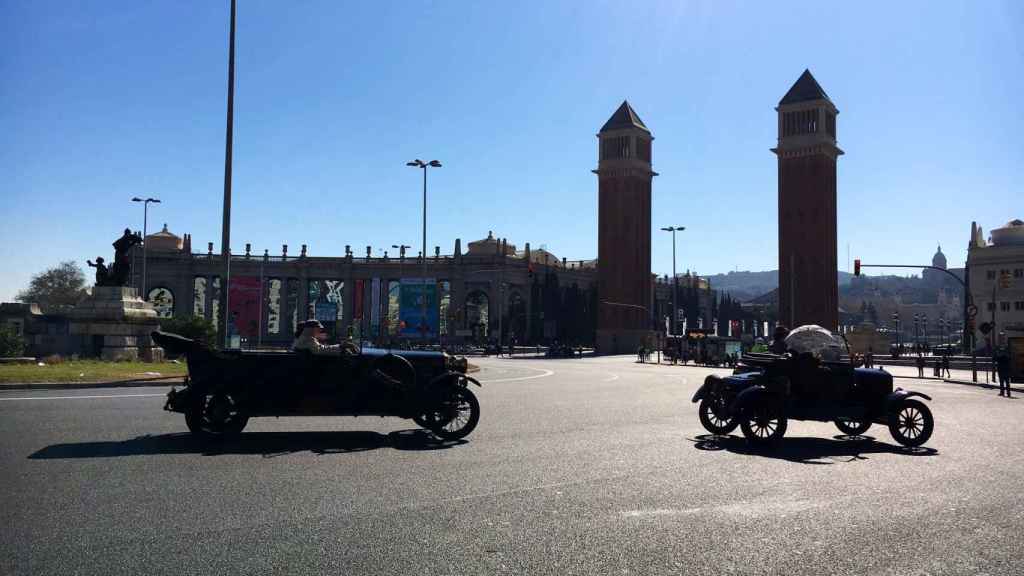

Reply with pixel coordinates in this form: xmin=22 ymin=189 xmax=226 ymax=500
xmin=692 ymin=326 xmax=934 ymax=448
xmin=152 ymin=331 xmax=481 ymax=441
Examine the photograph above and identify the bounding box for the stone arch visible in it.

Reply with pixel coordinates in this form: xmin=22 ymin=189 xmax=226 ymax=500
xmin=465 ymin=290 xmax=490 ymax=342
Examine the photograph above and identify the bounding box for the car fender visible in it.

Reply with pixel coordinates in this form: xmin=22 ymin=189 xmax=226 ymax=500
xmin=691 ymin=375 xmax=720 ymax=403
xmin=729 ymin=385 xmax=771 ymax=416
xmin=428 ymin=371 xmax=482 ymax=388
xmin=885 ymin=388 xmax=932 ymax=412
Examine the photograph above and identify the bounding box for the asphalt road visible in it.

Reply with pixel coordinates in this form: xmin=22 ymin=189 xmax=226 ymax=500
xmin=2 ymin=356 xmax=1022 ymax=575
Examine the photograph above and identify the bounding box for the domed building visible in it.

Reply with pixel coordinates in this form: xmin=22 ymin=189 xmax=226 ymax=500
xmin=923 ymin=244 xmax=948 ymax=286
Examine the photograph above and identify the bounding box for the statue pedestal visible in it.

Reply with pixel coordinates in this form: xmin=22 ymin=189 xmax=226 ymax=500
xmin=70 ymin=286 xmax=164 ymax=362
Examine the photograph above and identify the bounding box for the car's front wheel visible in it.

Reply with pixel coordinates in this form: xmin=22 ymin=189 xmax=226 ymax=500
xmin=888 ymin=399 xmax=933 ymax=447
xmin=698 ymin=396 xmax=739 ymax=435
xmin=740 ymin=400 xmax=787 ymax=446
xmin=428 ymin=386 xmax=480 ymax=441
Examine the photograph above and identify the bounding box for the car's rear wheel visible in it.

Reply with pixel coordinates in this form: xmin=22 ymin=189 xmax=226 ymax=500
xmin=835 ymin=418 xmax=871 ymax=435
xmin=185 ymin=390 xmax=248 ymax=438
xmin=888 ymin=399 xmax=933 ymax=447
xmin=698 ymin=396 xmax=739 ymax=435
xmin=428 ymin=386 xmax=480 ymax=441
xmin=740 ymin=400 xmax=787 ymax=446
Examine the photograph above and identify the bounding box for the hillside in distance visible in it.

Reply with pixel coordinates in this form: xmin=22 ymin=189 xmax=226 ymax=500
xmin=703 ymin=270 xmax=855 ymax=302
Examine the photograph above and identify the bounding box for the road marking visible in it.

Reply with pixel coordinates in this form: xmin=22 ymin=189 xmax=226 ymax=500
xmin=479 ymin=367 xmax=555 ymax=383
xmin=603 ymin=373 xmax=620 ymax=382
xmin=0 ymin=393 xmax=166 ymax=401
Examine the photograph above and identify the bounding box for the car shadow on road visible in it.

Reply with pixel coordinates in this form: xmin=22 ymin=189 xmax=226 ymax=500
xmin=688 ymin=433 xmax=938 ymax=464
xmin=28 ymin=429 xmax=464 ymax=460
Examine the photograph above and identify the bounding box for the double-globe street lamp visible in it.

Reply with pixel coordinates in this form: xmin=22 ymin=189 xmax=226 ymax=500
xmin=406 ymin=159 xmax=441 ymax=343
xmin=660 ymin=226 xmax=685 ymax=336
xmin=131 ymin=197 xmax=161 ymax=298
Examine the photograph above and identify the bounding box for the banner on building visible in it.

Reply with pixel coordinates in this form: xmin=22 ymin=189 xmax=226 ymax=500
xmin=228 ymin=276 xmax=261 ymax=338
xmin=354 ymin=279 xmax=364 ymax=320
xmin=370 ymin=278 xmax=381 ymax=337
xmin=399 ymin=278 xmax=438 ymax=338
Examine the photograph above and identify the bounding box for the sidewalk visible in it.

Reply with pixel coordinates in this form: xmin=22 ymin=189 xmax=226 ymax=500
xmin=0 ymin=375 xmax=184 ymax=392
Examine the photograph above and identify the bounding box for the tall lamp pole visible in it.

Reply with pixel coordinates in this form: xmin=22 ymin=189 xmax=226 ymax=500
xmin=406 ymin=159 xmax=441 ymax=344
xmin=220 ymin=0 xmax=237 ymax=349
xmin=131 ymin=197 xmax=160 ymax=297
xmin=660 ymin=226 xmax=685 ymax=336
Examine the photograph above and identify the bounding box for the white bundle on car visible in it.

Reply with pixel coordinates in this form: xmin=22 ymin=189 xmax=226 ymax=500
xmin=784 ymin=325 xmax=844 ymax=361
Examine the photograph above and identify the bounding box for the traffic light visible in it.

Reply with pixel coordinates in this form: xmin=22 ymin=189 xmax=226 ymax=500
xmin=854 ymin=259 xmax=861 ymax=276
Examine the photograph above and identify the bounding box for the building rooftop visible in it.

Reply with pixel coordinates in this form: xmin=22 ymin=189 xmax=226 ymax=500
xmin=779 ymin=69 xmax=832 ymax=105
xmin=599 ymin=100 xmax=650 ymax=133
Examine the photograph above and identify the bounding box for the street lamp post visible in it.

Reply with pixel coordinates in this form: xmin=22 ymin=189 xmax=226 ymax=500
xmin=922 ymin=313 xmax=928 ymax=352
xmin=913 ymin=314 xmax=919 ymax=352
xmin=406 ymin=159 xmax=441 ymax=344
xmin=660 ymin=226 xmax=685 ymax=336
xmin=131 ymin=197 xmax=161 ymax=298
xmin=892 ymin=312 xmax=901 ymax=354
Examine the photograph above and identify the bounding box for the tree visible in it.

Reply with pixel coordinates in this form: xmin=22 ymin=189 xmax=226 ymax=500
xmin=16 ymin=261 xmax=88 ymax=307
xmin=0 ymin=324 xmax=25 ymax=357
xmin=159 ymin=316 xmax=216 ymax=349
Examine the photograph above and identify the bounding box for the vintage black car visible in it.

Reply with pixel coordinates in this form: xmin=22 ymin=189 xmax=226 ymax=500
xmin=152 ymin=331 xmax=481 ymax=441
xmin=692 ymin=351 xmax=934 ymax=448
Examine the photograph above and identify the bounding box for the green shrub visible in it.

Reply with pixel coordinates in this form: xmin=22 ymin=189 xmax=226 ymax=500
xmin=158 ymin=316 xmax=216 ymax=348
xmin=0 ymin=324 xmax=26 ymax=358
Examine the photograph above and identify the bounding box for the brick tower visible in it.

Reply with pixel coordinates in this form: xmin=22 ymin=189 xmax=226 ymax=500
xmin=595 ymin=101 xmax=656 ymax=353
xmin=773 ymin=70 xmax=842 ymax=331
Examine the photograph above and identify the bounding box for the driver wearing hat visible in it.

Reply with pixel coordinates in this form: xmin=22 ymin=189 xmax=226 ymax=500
xmin=292 ymin=319 xmax=342 ymax=355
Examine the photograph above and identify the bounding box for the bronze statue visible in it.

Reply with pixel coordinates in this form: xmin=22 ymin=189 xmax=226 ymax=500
xmin=89 ymin=228 xmax=142 ymax=287
xmin=86 ymin=257 xmax=109 ymax=285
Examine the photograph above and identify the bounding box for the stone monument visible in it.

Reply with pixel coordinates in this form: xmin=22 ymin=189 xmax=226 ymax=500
xmin=70 ymin=230 xmax=163 ymax=361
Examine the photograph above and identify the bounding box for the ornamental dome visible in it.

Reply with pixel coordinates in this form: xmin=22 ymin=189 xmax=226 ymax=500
xmin=144 ymin=223 xmax=183 ymax=252
xmin=931 ymin=245 xmax=947 ymax=269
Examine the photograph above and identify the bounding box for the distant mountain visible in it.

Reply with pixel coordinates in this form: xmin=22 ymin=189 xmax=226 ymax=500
xmin=705 ymin=268 xmax=963 ymax=304
xmin=704 ymin=269 xmax=856 ymax=302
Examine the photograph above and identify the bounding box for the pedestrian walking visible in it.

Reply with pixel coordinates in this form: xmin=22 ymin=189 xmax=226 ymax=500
xmin=866 ymin=348 xmax=874 ymax=369
xmin=942 ymin=354 xmax=951 ymax=378
xmin=996 ymin=348 xmax=1012 ymax=397
xmin=916 ymin=353 xmax=925 ymax=378
xmin=933 ymin=358 xmax=941 ymax=378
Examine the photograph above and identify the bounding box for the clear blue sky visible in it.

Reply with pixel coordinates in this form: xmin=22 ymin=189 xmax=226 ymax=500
xmin=2 ymin=1 xmax=1021 ymax=301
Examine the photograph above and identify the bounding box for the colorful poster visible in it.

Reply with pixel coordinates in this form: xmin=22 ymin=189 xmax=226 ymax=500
xmin=354 ymin=279 xmax=364 ymax=320
xmin=315 ymin=302 xmax=338 ymax=324
xmin=228 ymin=276 xmax=261 ymax=338
xmin=370 ymin=278 xmax=381 ymax=337
xmin=399 ymin=278 xmax=438 ymax=339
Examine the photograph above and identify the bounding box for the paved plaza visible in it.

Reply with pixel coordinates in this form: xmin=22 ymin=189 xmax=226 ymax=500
xmin=2 ymin=356 xmax=1022 ymax=575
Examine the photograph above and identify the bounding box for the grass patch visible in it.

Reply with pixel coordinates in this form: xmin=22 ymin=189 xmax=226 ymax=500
xmin=0 ymin=360 xmax=187 ymax=384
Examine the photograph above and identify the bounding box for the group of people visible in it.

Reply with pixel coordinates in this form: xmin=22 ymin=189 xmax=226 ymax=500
xmin=913 ymin=353 xmax=952 ymax=379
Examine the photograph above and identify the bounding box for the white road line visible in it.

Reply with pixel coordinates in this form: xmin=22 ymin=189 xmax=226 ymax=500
xmin=603 ymin=374 xmax=620 ymax=382
xmin=479 ymin=367 xmax=555 ymax=383
xmin=0 ymin=393 xmax=166 ymax=401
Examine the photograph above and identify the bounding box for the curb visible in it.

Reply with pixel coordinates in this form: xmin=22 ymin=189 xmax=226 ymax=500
xmin=941 ymin=378 xmax=1023 ymax=394
xmin=3 ymin=366 xmax=482 ymax=391
xmin=0 ymin=376 xmax=184 ymax=391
